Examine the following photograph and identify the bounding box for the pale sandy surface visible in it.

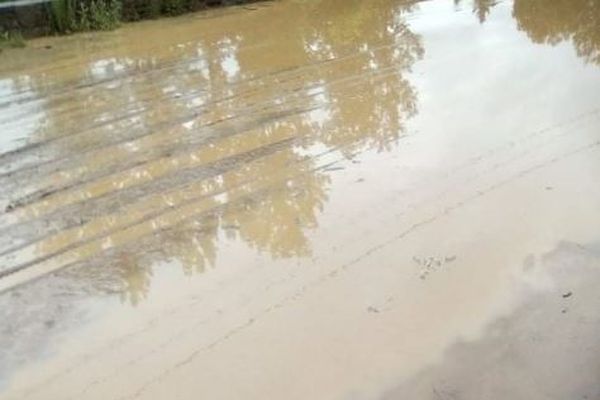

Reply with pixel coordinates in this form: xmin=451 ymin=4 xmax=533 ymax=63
xmin=0 ymin=0 xmax=599 ymax=399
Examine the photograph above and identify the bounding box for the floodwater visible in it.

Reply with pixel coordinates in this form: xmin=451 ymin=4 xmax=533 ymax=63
xmin=0 ymin=0 xmax=599 ymax=399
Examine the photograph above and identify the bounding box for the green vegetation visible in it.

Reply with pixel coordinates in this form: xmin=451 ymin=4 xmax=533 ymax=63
xmin=0 ymin=30 xmax=25 ymax=52
xmin=124 ymin=0 xmax=232 ymax=20
xmin=0 ymin=0 xmax=252 ymax=46
xmin=47 ymin=0 xmax=244 ymax=33
xmin=49 ymin=0 xmax=122 ymax=33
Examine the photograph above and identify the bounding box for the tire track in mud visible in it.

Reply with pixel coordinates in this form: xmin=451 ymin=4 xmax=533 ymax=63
xmin=0 ymin=1 xmax=277 ymax=85
xmin=0 ymin=43 xmax=406 ymax=177
xmin=0 ymin=38 xmax=275 ymax=126
xmin=0 ymin=52 xmax=402 ymax=169
xmin=2 ymin=103 xmax=594 ymax=257
xmin=0 ymin=65 xmax=337 ymax=190
xmin=0 ymin=104 xmax=315 ymax=213
xmin=1 ymin=128 xmax=401 ymax=400
xmin=4 ymin=108 xmax=600 ymax=400
xmin=0 ymin=135 xmax=296 ymax=270
xmin=0 ymin=63 xmax=408 ymax=225
xmin=7 ymin=173 xmax=322 ymax=400
xmin=0 ymin=39 xmax=404 ymax=147
xmin=0 ymin=61 xmax=415 ymax=288
xmin=0 ymin=129 xmax=388 ymax=292
xmin=0 ymin=97 xmax=595 ymax=285
xmin=0 ymin=27 xmax=399 ymax=110
xmin=0 ymin=105 xmax=597 ymax=292
xmin=119 ymin=139 xmax=600 ymax=400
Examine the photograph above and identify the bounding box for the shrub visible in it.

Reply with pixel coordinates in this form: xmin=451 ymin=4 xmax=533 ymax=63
xmin=49 ymin=0 xmax=122 ymax=33
xmin=50 ymin=0 xmax=77 ymax=33
xmin=0 ymin=30 xmax=26 ymax=52
xmin=89 ymin=0 xmax=122 ymax=30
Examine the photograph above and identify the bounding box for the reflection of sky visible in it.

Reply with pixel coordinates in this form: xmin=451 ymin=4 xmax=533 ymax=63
xmin=293 ymin=142 xmax=330 ymax=159
xmin=0 ymin=78 xmax=46 ymax=153
xmin=219 ymin=38 xmax=241 ymax=81
xmin=305 ymin=84 xmax=332 ymax=128
xmin=188 ymin=47 xmax=210 ymax=80
xmin=403 ymin=0 xmax=600 ymax=168
xmin=221 ymin=53 xmax=241 ymax=80
xmin=304 ymin=37 xmax=334 ymax=60
xmin=88 ymin=58 xmax=134 ymax=80
xmin=2 ymin=2 xmax=600 ymax=396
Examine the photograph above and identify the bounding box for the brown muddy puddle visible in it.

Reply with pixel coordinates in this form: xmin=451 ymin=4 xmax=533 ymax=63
xmin=1 ymin=0 xmax=600 ymax=399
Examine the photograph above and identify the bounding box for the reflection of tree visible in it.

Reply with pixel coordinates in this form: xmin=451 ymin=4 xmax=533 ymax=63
xmin=160 ymin=218 xmax=219 ymax=276
xmin=513 ymin=0 xmax=600 ymax=65
xmin=299 ymin=0 xmax=422 ymax=155
xmin=116 ymin=252 xmax=153 ymax=306
xmin=221 ymin=149 xmax=330 ymax=258
xmin=458 ymin=0 xmax=600 ymax=64
xmin=454 ymin=0 xmax=497 ymax=23
xmin=8 ymin=0 xmax=424 ymax=305
xmin=473 ymin=0 xmax=497 ymax=23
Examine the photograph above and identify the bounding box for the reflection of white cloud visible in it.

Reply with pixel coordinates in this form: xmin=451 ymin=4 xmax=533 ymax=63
xmin=293 ymin=142 xmax=329 ymax=158
xmin=218 ymin=38 xmax=241 ymax=81
xmin=304 ymin=37 xmax=334 ymax=59
xmin=308 ymin=41 xmax=321 ymax=52
xmin=189 ymin=48 xmax=210 ymax=80
xmin=162 ymin=85 xmax=177 ymax=94
xmin=188 ymin=97 xmax=205 ymax=107
xmin=123 ymin=141 xmax=140 ymax=152
xmin=307 ymin=107 xmax=330 ymax=128
xmin=89 ymin=58 xmax=134 ymax=80
xmin=305 ymin=85 xmax=331 ymax=128
xmin=221 ymin=53 xmax=240 ymax=80
xmin=0 ymin=78 xmax=46 ymax=152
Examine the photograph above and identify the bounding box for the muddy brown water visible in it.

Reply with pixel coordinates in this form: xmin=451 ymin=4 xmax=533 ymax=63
xmin=0 ymin=0 xmax=599 ymax=399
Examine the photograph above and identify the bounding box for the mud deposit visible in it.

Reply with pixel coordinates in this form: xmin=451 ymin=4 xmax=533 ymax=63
xmin=1 ymin=0 xmax=600 ymax=399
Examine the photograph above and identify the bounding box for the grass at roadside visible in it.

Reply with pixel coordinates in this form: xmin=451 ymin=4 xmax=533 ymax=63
xmin=0 ymin=30 xmax=25 ymax=52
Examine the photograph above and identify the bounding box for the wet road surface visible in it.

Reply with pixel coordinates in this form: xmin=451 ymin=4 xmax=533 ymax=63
xmin=1 ymin=0 xmax=600 ymax=399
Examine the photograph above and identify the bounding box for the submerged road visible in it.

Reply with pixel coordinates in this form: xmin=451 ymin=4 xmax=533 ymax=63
xmin=1 ymin=0 xmax=600 ymax=399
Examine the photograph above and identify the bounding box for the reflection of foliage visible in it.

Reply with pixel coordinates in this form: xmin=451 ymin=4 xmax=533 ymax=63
xmin=13 ymin=0 xmax=600 ymax=312
xmin=457 ymin=0 xmax=600 ymax=64
xmin=454 ymin=0 xmax=497 ymax=23
xmin=472 ymin=0 xmax=497 ymax=23
xmin=117 ymin=252 xmax=152 ymax=306
xmin=49 ymin=0 xmax=122 ymax=33
xmin=221 ymin=153 xmax=330 ymax=258
xmin=97 ymin=0 xmax=598 ymax=305
xmin=302 ymin=0 xmax=417 ymax=49
xmin=513 ymin=0 xmax=600 ymax=65
xmin=0 ymin=31 xmax=25 ymax=52
xmin=49 ymin=0 xmax=77 ymax=33
xmin=300 ymin=0 xmax=423 ymax=155
xmin=26 ymin=0 xmax=424 ymax=305
xmin=160 ymin=218 xmax=219 ymax=276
